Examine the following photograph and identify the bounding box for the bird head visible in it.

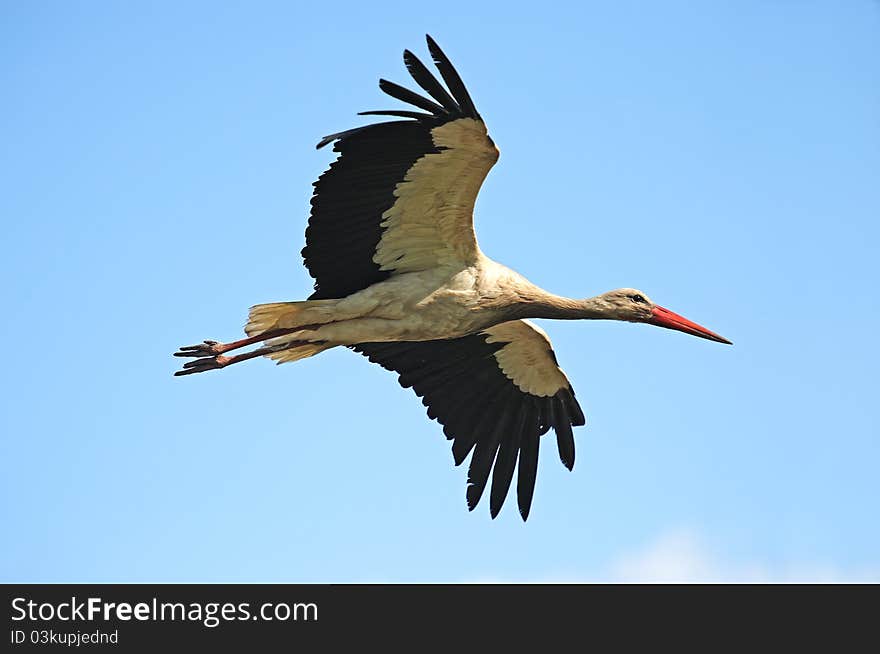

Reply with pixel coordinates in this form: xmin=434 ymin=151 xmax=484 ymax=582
xmin=598 ymin=288 xmax=732 ymax=344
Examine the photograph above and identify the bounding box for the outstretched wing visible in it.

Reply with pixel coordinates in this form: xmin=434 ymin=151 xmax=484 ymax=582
xmin=303 ymin=35 xmax=499 ymax=300
xmin=353 ymin=320 xmax=586 ymax=520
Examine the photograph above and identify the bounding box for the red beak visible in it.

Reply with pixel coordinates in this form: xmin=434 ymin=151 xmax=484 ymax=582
xmin=649 ymin=305 xmax=732 ymax=345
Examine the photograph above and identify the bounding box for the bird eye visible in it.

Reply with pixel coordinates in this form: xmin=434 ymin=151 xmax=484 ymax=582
xmin=630 ymin=294 xmax=646 ymax=304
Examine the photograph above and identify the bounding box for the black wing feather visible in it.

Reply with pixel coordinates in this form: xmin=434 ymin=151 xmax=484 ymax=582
xmin=379 ymin=79 xmax=449 ymax=116
xmin=516 ymin=423 xmax=540 ymax=520
xmin=466 ymin=389 xmax=512 ymax=511
xmin=353 ymin=333 xmax=585 ymax=520
xmin=358 ymin=109 xmax=436 ymax=120
xmin=561 ymin=387 xmax=587 ymax=426
xmin=553 ymin=399 xmax=576 ymax=471
xmin=426 ymin=34 xmax=480 ymax=119
xmin=451 ymin=382 xmax=507 ymax=466
xmin=403 ymin=49 xmax=460 ymax=113
xmin=490 ymin=401 xmax=528 ymax=518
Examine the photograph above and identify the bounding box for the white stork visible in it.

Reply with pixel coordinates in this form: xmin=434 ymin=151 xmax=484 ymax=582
xmin=175 ymin=35 xmax=731 ymax=520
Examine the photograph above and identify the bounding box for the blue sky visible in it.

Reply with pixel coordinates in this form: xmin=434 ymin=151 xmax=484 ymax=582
xmin=2 ymin=1 xmax=878 ymax=582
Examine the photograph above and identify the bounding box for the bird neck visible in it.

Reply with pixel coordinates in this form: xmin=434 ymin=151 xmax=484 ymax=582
xmin=518 ymin=292 xmax=612 ymax=321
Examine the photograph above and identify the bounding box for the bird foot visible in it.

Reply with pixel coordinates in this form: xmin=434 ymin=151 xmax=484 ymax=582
xmin=174 ymin=340 xmax=224 ymax=358
xmin=173 ymin=354 xmax=230 ymax=376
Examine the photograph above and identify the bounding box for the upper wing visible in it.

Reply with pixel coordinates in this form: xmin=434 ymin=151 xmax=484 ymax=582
xmin=303 ymin=35 xmax=499 ymax=300
xmin=353 ymin=320 xmax=586 ymax=520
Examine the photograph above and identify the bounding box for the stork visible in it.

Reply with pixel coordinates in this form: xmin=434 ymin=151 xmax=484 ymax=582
xmin=174 ymin=35 xmax=731 ymax=520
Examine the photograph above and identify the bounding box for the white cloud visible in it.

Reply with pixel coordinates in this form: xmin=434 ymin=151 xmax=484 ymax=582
xmin=457 ymin=528 xmax=880 ymax=584
xmin=606 ymin=527 xmax=880 ymax=583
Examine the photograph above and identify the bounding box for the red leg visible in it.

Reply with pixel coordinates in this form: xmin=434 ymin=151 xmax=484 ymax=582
xmin=174 ymin=323 xmax=325 ymax=359
xmin=173 ymin=340 xmax=307 ymax=376
xmin=174 ymin=328 xmax=294 ymax=358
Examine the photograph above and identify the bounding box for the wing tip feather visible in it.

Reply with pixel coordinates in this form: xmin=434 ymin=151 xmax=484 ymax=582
xmin=316 ymin=35 xmax=483 ymax=150
xmin=424 ymin=34 xmax=479 ymax=119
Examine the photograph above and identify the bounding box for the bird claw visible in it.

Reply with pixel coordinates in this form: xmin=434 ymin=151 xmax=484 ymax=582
xmin=173 ymin=355 xmax=229 ymax=376
xmin=174 ymin=340 xmax=222 ymax=358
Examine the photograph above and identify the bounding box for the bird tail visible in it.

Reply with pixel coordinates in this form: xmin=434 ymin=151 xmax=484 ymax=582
xmin=245 ymin=300 xmax=337 ymax=337
xmin=245 ymin=300 xmax=338 ymax=365
xmin=262 ymin=337 xmax=333 ymax=365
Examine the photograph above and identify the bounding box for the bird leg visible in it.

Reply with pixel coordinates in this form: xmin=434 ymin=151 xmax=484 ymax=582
xmin=173 ymin=328 xmax=295 ymax=359
xmin=174 ymin=322 xmax=326 ymax=359
xmin=173 ymin=339 xmax=308 ymax=376
xmin=173 ymin=322 xmax=329 ymax=376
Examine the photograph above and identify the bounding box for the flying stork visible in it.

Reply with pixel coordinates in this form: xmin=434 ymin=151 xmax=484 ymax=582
xmin=174 ymin=35 xmax=731 ymax=520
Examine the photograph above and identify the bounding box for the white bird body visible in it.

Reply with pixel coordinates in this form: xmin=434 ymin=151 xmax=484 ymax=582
xmin=175 ymin=36 xmax=730 ymax=520
xmin=251 ymin=257 xmax=547 ymax=344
